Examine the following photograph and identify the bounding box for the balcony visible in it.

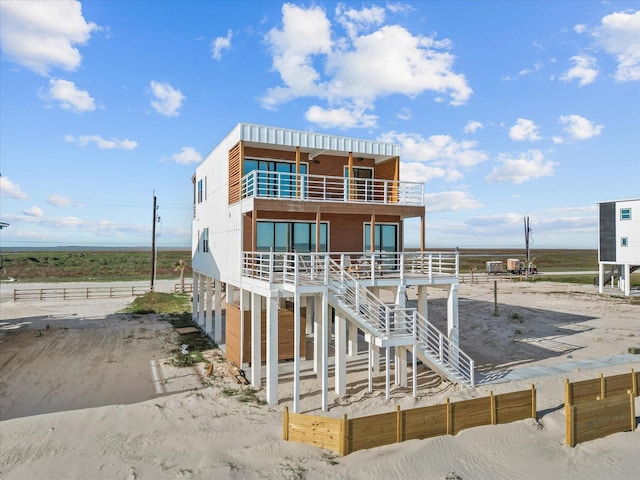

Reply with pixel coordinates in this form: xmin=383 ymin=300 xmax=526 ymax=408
xmin=241 ymin=171 xmax=424 ymax=206
xmin=241 ymin=251 xmax=458 ymax=285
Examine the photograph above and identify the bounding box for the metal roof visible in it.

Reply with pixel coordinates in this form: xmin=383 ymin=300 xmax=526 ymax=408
xmin=235 ymin=122 xmax=400 ymax=161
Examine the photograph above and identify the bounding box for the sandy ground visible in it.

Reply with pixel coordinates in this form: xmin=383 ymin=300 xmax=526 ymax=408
xmin=0 ymin=279 xmax=639 ymax=480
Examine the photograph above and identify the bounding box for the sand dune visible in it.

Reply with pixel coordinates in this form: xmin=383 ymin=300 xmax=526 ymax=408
xmin=1 ymin=280 xmax=638 ymax=479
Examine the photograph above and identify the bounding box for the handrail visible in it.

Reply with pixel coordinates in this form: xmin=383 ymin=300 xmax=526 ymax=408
xmin=242 ymin=250 xmax=459 ymax=283
xmin=240 ymin=170 xmax=424 ymax=206
xmin=241 ymin=250 xmax=473 ymax=385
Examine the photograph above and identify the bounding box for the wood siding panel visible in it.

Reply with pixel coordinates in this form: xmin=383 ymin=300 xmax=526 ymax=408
xmin=228 ymin=142 xmax=242 ymax=204
xmin=223 ymin=306 xmax=307 ymax=365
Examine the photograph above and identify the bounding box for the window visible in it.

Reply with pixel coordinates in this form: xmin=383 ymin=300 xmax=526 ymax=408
xmin=620 ymin=208 xmax=631 ymax=220
xmin=364 ymin=223 xmax=398 ymax=252
xmin=244 ymin=159 xmax=307 ymax=198
xmin=256 ymin=221 xmax=328 ymax=252
xmin=203 ymin=228 xmax=209 ymax=252
xmin=197 ymin=179 xmax=204 ymax=203
xmin=621 ymin=237 xmax=628 ymax=247
xmin=344 ymin=166 xmax=374 ymax=201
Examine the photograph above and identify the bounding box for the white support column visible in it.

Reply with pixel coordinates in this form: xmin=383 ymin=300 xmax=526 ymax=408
xmin=348 ymin=322 xmax=358 ymax=357
xmin=367 ymin=341 xmax=373 ymax=393
xmin=385 ymin=346 xmax=391 ymax=400
xmin=334 ymin=312 xmax=347 ymax=396
xmin=417 ymin=286 xmax=428 ymax=320
xmin=371 ymin=344 xmax=380 ymax=374
xmin=598 ymin=263 xmax=604 ymax=294
xmin=293 ymin=292 xmax=301 ymax=413
xmin=623 ymin=263 xmax=631 ymax=296
xmin=265 ymin=295 xmax=279 ymax=406
xmin=447 ymin=283 xmax=459 ymax=346
xmin=250 ymin=292 xmax=261 ymax=388
xmin=305 ymin=296 xmax=313 ymax=336
xmin=198 ymin=275 xmax=205 ymax=328
xmin=239 ymin=289 xmax=249 ymax=367
xmin=394 ymin=285 xmax=407 ymax=388
xmin=395 ymin=346 xmax=408 ymax=388
xmin=321 ymin=291 xmax=329 ymax=412
xmin=412 ymin=344 xmax=417 ymax=398
xmin=395 ymin=285 xmax=407 ymax=307
xmin=205 ymin=276 xmax=213 ymax=334
xmin=192 ymin=272 xmax=199 ymax=324
xmin=313 ymin=294 xmax=322 ymax=375
xmin=214 ymin=279 xmax=222 ymax=344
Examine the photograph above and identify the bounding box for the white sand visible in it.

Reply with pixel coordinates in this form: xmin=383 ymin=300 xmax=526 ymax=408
xmin=1 ymin=280 xmax=639 ymax=480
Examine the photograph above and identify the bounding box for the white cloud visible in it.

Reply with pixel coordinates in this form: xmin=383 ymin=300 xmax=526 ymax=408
xmin=486 ymin=149 xmax=557 ymax=184
xmin=47 ymin=194 xmax=84 ymax=207
xmin=593 ymin=10 xmax=640 ymax=82
xmin=305 ymin=105 xmax=377 ymax=129
xmin=464 ymin=120 xmax=483 ymax=134
xmin=0 ymin=0 xmax=98 ymax=75
xmin=574 ymin=24 xmax=587 ymax=34
xmin=171 ymin=147 xmax=202 ymax=164
xmin=211 ymin=29 xmax=232 ymax=60
xmin=149 ymin=81 xmax=185 ymax=117
xmin=65 ymin=134 xmax=138 ymax=150
xmin=558 ymin=114 xmax=603 ymax=140
xmin=335 ymin=4 xmax=385 ymax=39
xmin=23 ymin=206 xmax=43 ymax=217
xmin=400 ymin=162 xmax=462 ymax=183
xmin=424 ymin=191 xmax=482 ymax=213
xmin=380 ymin=131 xmax=488 ymax=167
xmin=561 ymin=55 xmax=598 ymax=86
xmin=261 ymin=4 xmax=471 ymax=128
xmin=0 ymin=176 xmax=28 ymax=199
xmin=41 ymin=78 xmax=95 ymax=112
xmin=509 ymin=118 xmax=541 ymax=141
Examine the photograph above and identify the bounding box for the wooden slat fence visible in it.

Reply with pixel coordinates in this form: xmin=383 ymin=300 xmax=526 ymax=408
xmin=566 ymin=392 xmax=636 ymax=447
xmin=284 ymin=385 xmax=537 ymax=455
xmin=564 ymin=370 xmax=638 ymax=406
xmin=12 ymin=286 xmax=151 ymax=301
xmin=564 ymin=370 xmax=638 ymax=447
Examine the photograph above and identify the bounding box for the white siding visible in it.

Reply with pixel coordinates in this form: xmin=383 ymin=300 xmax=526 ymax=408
xmin=616 ymin=199 xmax=640 ymax=264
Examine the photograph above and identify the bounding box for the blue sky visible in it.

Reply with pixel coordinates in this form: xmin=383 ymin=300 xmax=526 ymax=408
xmin=0 ymin=1 xmax=638 ymax=250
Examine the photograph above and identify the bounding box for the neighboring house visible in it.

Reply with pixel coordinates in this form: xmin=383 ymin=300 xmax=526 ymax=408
xmin=598 ymin=198 xmax=640 ymax=296
xmin=191 ymin=123 xmax=474 ymax=412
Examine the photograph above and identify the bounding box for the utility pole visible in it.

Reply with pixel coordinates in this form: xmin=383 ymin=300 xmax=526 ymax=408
xmin=524 ymin=215 xmax=531 ymax=278
xmin=151 ymin=193 xmax=158 ymax=292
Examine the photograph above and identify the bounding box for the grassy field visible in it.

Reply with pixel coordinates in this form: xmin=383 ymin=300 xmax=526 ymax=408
xmin=0 ymin=248 xmax=636 ymax=286
xmin=0 ymin=250 xmax=192 ymax=283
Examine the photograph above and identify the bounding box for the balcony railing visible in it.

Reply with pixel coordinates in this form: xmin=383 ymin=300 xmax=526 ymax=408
xmin=240 ymin=171 xmax=424 ymax=206
xmin=241 ymin=251 xmax=458 ymax=284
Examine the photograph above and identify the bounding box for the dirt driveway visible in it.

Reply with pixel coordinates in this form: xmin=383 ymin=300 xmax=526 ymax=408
xmin=0 ymin=281 xmax=203 ymax=421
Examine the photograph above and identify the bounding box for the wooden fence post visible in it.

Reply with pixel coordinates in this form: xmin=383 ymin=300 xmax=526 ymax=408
xmin=283 ymin=406 xmax=289 ymax=441
xmin=599 ymin=373 xmax=605 ymax=399
xmin=446 ymin=398 xmax=452 ymax=435
xmin=531 ymin=384 xmax=537 ymax=420
xmin=631 ymin=369 xmax=637 ymax=397
xmin=630 ymin=391 xmax=636 ymax=432
xmin=340 ymin=414 xmax=348 ymax=456
xmin=396 ymin=405 xmax=403 ymax=443
xmin=564 ymin=378 xmax=572 ymax=406
xmin=490 ymin=391 xmax=496 ymax=425
xmin=566 ymin=404 xmax=575 ymax=447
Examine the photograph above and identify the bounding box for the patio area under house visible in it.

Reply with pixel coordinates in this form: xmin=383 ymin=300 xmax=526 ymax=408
xmin=191 ymin=123 xmax=474 ymax=412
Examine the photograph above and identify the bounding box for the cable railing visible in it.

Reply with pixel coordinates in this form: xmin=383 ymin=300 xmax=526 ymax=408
xmin=240 ymin=170 xmax=424 ymax=206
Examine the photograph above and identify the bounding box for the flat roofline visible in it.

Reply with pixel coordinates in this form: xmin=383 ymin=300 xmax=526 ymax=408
xmin=234 ymin=122 xmax=400 ymax=162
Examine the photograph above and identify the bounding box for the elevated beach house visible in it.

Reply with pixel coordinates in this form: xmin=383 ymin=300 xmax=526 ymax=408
xmin=598 ymin=198 xmax=640 ymax=296
xmin=191 ymin=123 xmax=474 ymax=412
